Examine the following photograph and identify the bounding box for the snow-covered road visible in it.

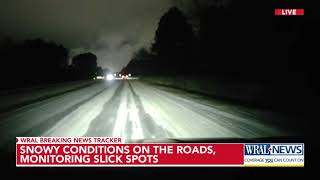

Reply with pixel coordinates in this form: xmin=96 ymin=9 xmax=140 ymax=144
xmin=0 ymin=80 xmax=292 ymax=151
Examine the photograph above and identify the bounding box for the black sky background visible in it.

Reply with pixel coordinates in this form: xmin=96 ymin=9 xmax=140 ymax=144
xmin=1 ymin=0 xmax=316 ymax=72
xmin=0 ymin=0 xmax=229 ymax=71
xmin=1 ymin=0 xmax=181 ymax=71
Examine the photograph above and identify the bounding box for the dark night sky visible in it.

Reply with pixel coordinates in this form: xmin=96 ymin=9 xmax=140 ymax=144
xmin=0 ymin=0 xmax=179 ymax=71
xmin=0 ymin=0 xmax=225 ymax=71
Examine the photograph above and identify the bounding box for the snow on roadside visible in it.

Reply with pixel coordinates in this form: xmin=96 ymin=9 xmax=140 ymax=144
xmin=0 ymin=80 xmax=96 ymax=112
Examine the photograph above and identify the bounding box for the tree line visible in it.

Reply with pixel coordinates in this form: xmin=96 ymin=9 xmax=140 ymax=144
xmin=125 ymin=0 xmax=318 ymax=84
xmin=0 ymin=38 xmax=101 ymax=90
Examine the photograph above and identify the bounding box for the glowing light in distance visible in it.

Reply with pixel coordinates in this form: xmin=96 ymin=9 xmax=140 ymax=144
xmin=106 ymin=74 xmax=114 ymax=81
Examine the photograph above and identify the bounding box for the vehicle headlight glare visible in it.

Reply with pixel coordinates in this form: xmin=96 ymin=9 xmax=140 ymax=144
xmin=106 ymin=74 xmax=114 ymax=81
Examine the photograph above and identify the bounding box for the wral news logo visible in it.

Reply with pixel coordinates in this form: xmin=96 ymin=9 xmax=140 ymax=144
xmin=245 ymin=144 xmax=304 ymax=155
xmin=244 ymin=144 xmax=304 ymax=167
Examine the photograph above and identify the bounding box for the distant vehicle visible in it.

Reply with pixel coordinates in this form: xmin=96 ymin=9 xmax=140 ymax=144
xmin=113 ymin=72 xmax=119 ymax=77
xmin=106 ymin=74 xmax=114 ymax=81
xmin=93 ymin=76 xmax=105 ymax=80
xmin=112 ymin=72 xmax=132 ymax=80
xmin=121 ymin=73 xmax=132 ymax=80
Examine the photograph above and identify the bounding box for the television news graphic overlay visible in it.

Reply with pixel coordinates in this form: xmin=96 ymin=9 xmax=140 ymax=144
xmin=16 ymin=137 xmax=243 ymax=167
xmin=16 ymin=138 xmax=304 ymax=167
xmin=244 ymin=144 xmax=304 ymax=167
xmin=274 ymin=9 xmax=304 ymax=16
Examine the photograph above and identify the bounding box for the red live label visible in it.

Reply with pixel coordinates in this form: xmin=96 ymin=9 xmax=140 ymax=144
xmin=274 ymin=9 xmax=304 ymax=16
